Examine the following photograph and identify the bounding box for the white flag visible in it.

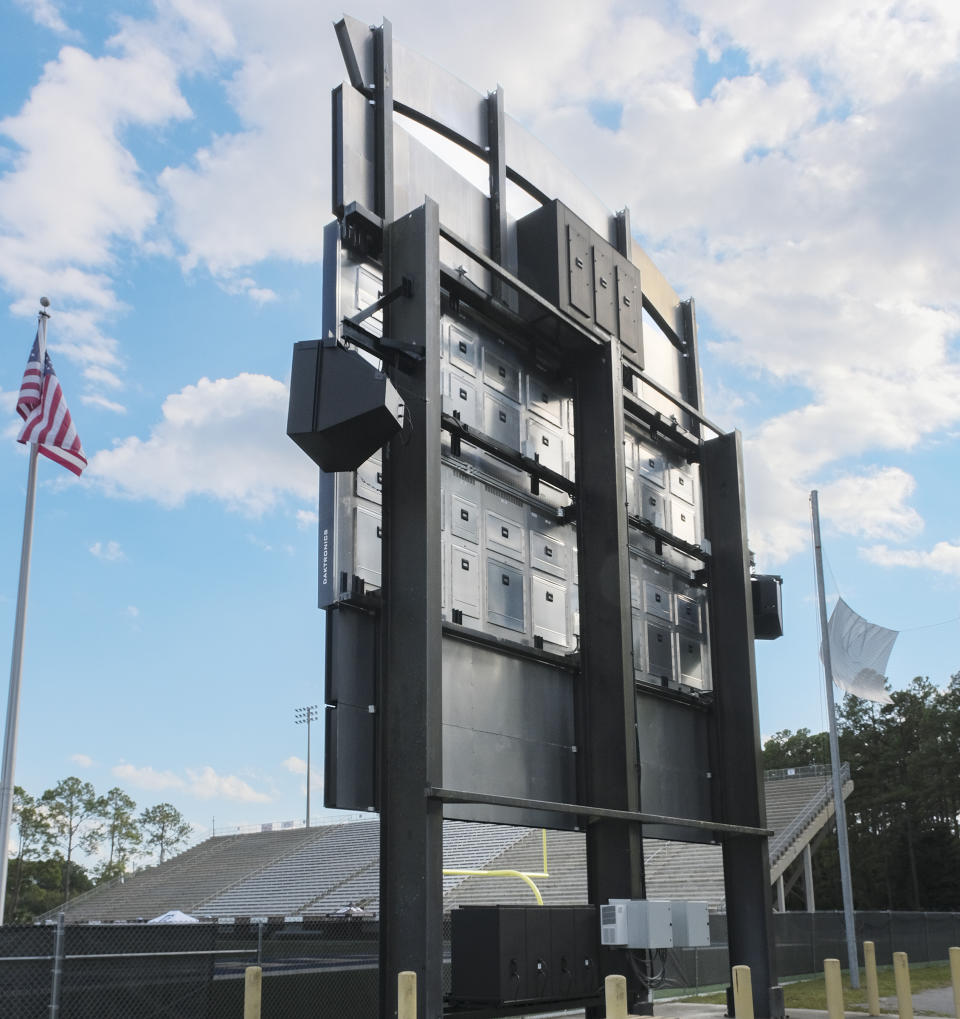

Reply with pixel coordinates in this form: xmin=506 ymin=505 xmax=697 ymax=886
xmin=824 ymin=598 xmax=897 ymax=704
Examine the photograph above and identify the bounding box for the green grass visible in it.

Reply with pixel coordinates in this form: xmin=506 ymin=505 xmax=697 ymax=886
xmin=679 ymin=961 xmax=955 ymax=1012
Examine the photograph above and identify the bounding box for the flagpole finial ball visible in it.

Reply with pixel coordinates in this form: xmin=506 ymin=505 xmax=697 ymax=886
xmin=39 ymin=297 xmax=50 ymax=308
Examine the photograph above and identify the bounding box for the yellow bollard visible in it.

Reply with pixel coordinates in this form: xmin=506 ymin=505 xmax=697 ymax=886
xmin=893 ymin=951 xmax=913 ymax=1019
xmin=824 ymin=958 xmax=845 ymax=1019
xmin=398 ymin=971 xmax=417 ymax=1019
xmin=949 ymin=947 xmax=959 ymax=1019
xmin=864 ymin=941 xmax=881 ymax=1016
xmin=605 ymin=974 xmax=628 ymax=1019
xmin=732 ymin=965 xmax=755 ymax=1019
xmin=243 ymin=966 xmax=262 ymax=1019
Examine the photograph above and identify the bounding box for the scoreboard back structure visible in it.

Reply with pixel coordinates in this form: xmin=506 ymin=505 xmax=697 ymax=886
xmin=287 ymin=15 xmax=785 ymax=1019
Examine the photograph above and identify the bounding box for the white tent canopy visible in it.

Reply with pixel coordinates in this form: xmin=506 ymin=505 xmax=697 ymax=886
xmin=148 ymin=909 xmax=199 ymax=924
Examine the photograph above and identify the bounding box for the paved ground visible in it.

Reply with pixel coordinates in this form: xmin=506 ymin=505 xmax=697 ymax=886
xmin=652 ymin=988 xmax=959 ymax=1019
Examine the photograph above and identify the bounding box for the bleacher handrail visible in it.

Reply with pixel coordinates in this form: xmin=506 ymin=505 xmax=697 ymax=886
xmin=768 ymin=762 xmax=851 ymax=862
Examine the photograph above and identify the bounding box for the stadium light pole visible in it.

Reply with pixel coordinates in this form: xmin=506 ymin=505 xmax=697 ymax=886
xmin=294 ymin=705 xmax=318 ymax=827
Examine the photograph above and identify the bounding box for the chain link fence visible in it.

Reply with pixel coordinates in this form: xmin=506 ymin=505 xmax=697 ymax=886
xmin=1 ymin=910 xmax=958 ymax=1015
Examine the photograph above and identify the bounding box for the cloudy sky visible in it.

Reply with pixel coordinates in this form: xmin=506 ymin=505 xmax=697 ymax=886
xmin=1 ymin=0 xmax=958 ymax=857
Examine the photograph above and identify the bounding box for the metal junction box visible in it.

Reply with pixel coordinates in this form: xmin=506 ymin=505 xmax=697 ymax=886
xmin=600 ymin=899 xmax=673 ymax=949
xmin=516 ymin=200 xmax=643 ymax=368
xmin=670 ymin=900 xmax=710 ymax=948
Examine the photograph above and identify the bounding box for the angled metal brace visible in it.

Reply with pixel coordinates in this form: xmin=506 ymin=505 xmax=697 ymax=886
xmin=346 ymin=276 xmax=414 ymax=328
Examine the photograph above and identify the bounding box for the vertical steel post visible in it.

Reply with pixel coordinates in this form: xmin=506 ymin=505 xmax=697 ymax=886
xmin=378 ymin=200 xmax=443 ymax=1019
xmin=373 ymin=20 xmax=394 ymax=227
xmin=486 ymin=85 xmax=508 ymax=306
xmin=572 ymin=337 xmax=645 ymax=1014
xmin=811 ymin=490 xmax=860 ymax=988
xmin=702 ymin=431 xmax=782 ymax=1019
xmin=48 ymin=911 xmax=64 ymax=1018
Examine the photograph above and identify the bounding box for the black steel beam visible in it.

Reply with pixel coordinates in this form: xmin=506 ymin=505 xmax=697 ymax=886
xmin=378 ymin=200 xmax=444 ymax=1019
xmin=701 ymin=431 xmax=783 ymax=1019
xmin=427 ymin=787 xmax=770 ymax=837
xmin=571 ymin=339 xmax=647 ymax=1016
xmin=373 ymin=21 xmax=394 ymax=225
xmin=486 ymin=85 xmax=508 ymax=305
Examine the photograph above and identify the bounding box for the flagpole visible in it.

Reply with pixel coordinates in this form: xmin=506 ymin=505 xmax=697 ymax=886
xmin=811 ymin=489 xmax=860 ymax=987
xmin=0 ymin=303 xmax=49 ymax=924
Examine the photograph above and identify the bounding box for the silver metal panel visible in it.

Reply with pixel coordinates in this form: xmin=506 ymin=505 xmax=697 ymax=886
xmin=677 ymin=594 xmax=702 ymax=634
xmin=486 ymin=558 xmax=525 ymax=632
xmin=644 ymin=580 xmax=672 ymax=622
xmin=671 ymin=498 xmax=697 ymax=545
xmin=669 ymin=466 xmax=694 ymax=505
xmin=530 ymin=527 xmax=568 ymax=581
xmin=640 ymin=486 xmax=666 ymax=530
xmin=523 ymin=418 xmax=564 ymax=476
xmin=679 ymin=635 xmax=705 ymax=688
xmin=482 ymin=391 xmax=521 ymax=449
xmin=449 ymin=320 xmax=479 ymax=375
xmin=356 ymin=455 xmax=382 ymax=504
xmin=444 ymin=371 xmax=481 ymax=428
xmin=646 ymin=622 xmax=673 ymax=680
xmin=625 ymin=466 xmax=639 ymax=518
xmin=525 ymin=373 xmax=564 ymax=428
xmin=532 ymin=575 xmax=567 ymax=648
xmin=354 ymin=504 xmax=382 ymax=588
xmin=485 ymin=509 xmax=524 ymax=562
xmin=482 ymin=344 xmax=521 ymax=403
xmin=335 ymin=83 xmax=376 ymax=215
xmin=636 ymin=440 xmax=666 ymax=488
xmin=631 ymin=611 xmax=645 ymax=675
xmin=451 ymin=493 xmax=480 ymax=544
xmin=450 ymin=544 xmax=481 ymax=620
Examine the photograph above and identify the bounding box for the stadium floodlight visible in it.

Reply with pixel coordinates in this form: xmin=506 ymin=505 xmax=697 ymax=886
xmin=294 ymin=705 xmax=319 ymax=827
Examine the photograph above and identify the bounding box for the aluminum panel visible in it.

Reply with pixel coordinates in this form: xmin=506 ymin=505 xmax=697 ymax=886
xmin=644 ymin=581 xmax=672 ymax=622
xmin=640 ymin=486 xmax=666 ymax=530
xmin=636 ymin=441 xmax=666 ymax=488
xmin=450 ymin=544 xmax=481 ymax=620
xmin=625 ymin=466 xmax=639 ymax=518
xmin=445 ymin=371 xmax=481 ymax=428
xmin=485 ymin=509 xmax=525 ymax=562
xmin=486 ymin=559 xmax=525 ymax=632
xmin=523 ymin=418 xmax=565 ymax=476
xmin=671 ymin=499 xmax=697 ymax=545
xmin=451 ymin=493 xmax=480 ymax=544
xmin=677 ymin=594 xmax=702 ymax=634
xmin=530 ymin=528 xmax=568 ymax=581
xmin=449 ymin=320 xmax=479 ymax=375
xmin=647 ymin=622 xmax=673 ymax=680
xmin=525 ymin=373 xmax=564 ymax=427
xmin=532 ymin=576 xmax=567 ymax=648
xmin=356 ymin=455 xmax=382 ymax=504
xmin=482 ymin=391 xmax=521 ymax=449
xmin=616 ymin=262 xmax=641 ymax=355
xmin=482 ymin=345 xmax=521 ymax=403
xmin=679 ymin=635 xmax=705 ymax=688
xmin=670 ymin=466 xmax=695 ymax=505
xmin=354 ymin=504 xmax=382 ymax=588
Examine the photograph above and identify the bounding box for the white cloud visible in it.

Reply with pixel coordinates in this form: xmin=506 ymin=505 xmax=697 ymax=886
xmin=819 ymin=468 xmax=923 ymax=542
xmin=14 ymin=0 xmax=69 ymax=34
xmin=89 ymin=539 xmax=124 ymax=561
xmin=863 ymin=542 xmax=960 ymax=578
xmin=125 ymin=605 xmax=139 ymax=618
xmin=70 ymin=752 xmax=93 ymax=767
xmin=282 ymin=755 xmax=306 ymax=776
xmin=81 ymin=394 xmax=126 ymax=414
xmin=296 ymin=509 xmax=318 ymax=530
xmin=88 ymin=373 xmax=317 ymax=514
xmin=185 ymin=766 xmax=270 ymax=803
xmin=112 ymin=762 xmax=185 ymax=791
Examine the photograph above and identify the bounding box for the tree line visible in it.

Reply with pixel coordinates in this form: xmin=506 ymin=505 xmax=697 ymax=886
xmin=5 ymin=777 xmax=193 ymax=923
xmin=763 ymin=672 xmax=960 ymax=911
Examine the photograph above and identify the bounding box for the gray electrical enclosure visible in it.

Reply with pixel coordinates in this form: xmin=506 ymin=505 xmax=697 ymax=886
xmin=286 ymin=14 xmax=784 ymax=1019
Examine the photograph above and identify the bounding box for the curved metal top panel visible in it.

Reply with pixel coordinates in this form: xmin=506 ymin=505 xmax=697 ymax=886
xmin=334 ymin=14 xmax=684 ymax=340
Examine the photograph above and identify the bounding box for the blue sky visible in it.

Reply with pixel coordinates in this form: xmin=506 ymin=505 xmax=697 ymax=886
xmin=1 ymin=0 xmax=959 ymax=864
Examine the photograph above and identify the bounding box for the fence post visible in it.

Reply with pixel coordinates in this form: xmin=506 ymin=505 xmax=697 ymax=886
xmin=398 ymin=971 xmax=417 ymax=1019
xmin=732 ymin=965 xmax=755 ymax=1019
xmin=243 ymin=966 xmax=262 ymax=1019
xmin=48 ymin=911 xmax=65 ymax=1019
xmin=824 ymin=959 xmax=844 ymax=1019
xmin=949 ymin=947 xmax=959 ymax=1019
xmin=605 ymin=974 xmax=628 ymax=1019
xmin=893 ymin=952 xmax=913 ymax=1019
xmin=863 ymin=941 xmax=880 ymax=1016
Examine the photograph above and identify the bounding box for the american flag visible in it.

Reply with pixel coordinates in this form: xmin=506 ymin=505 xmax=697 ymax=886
xmin=17 ymin=326 xmax=87 ymax=476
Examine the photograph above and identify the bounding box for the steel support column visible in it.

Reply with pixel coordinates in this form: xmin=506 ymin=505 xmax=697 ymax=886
xmin=573 ymin=339 xmax=646 ymax=1016
xmin=378 ymin=200 xmax=443 ymax=1019
xmin=701 ymin=431 xmax=783 ymax=1019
